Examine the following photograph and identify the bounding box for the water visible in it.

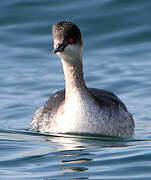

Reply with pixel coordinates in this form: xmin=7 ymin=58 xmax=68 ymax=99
xmin=0 ymin=0 xmax=151 ymax=179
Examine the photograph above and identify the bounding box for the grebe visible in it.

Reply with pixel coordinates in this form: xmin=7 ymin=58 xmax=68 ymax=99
xmin=30 ymin=21 xmax=134 ymax=137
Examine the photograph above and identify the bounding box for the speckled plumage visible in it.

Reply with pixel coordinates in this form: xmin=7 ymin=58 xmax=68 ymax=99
xmin=30 ymin=21 xmax=134 ymax=137
xmin=31 ymin=88 xmax=134 ymax=137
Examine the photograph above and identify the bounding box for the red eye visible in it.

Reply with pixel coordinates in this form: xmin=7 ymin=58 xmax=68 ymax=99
xmin=68 ymin=38 xmax=73 ymax=44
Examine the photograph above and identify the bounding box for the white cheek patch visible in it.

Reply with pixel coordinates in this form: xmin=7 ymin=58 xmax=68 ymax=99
xmin=60 ymin=44 xmax=82 ymax=62
xmin=65 ymin=44 xmax=79 ymax=52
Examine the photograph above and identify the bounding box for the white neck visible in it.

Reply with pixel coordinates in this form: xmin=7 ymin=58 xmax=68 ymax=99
xmin=57 ymin=44 xmax=88 ymax=99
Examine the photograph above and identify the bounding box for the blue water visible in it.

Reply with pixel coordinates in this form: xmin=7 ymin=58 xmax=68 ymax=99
xmin=0 ymin=0 xmax=151 ymax=179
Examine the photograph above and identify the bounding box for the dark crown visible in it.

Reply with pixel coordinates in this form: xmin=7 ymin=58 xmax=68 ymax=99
xmin=52 ymin=21 xmax=82 ymax=45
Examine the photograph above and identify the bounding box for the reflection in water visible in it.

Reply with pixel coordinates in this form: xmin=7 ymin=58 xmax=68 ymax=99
xmin=61 ymin=158 xmax=92 ymax=164
xmin=45 ymin=133 xmax=134 ymax=150
xmin=60 ymin=157 xmax=91 ymax=174
xmin=44 ymin=177 xmax=88 ymax=180
xmin=61 ymin=166 xmax=88 ymax=173
xmin=43 ymin=133 xmax=135 ymax=178
xmin=44 ymin=135 xmax=92 ymax=177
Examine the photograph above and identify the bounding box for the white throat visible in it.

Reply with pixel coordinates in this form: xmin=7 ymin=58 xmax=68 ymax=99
xmin=55 ymin=43 xmax=87 ymax=98
xmin=57 ymin=44 xmax=83 ymax=63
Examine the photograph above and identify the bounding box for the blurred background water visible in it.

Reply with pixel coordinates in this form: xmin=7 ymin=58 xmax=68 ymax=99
xmin=0 ymin=0 xmax=151 ymax=179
